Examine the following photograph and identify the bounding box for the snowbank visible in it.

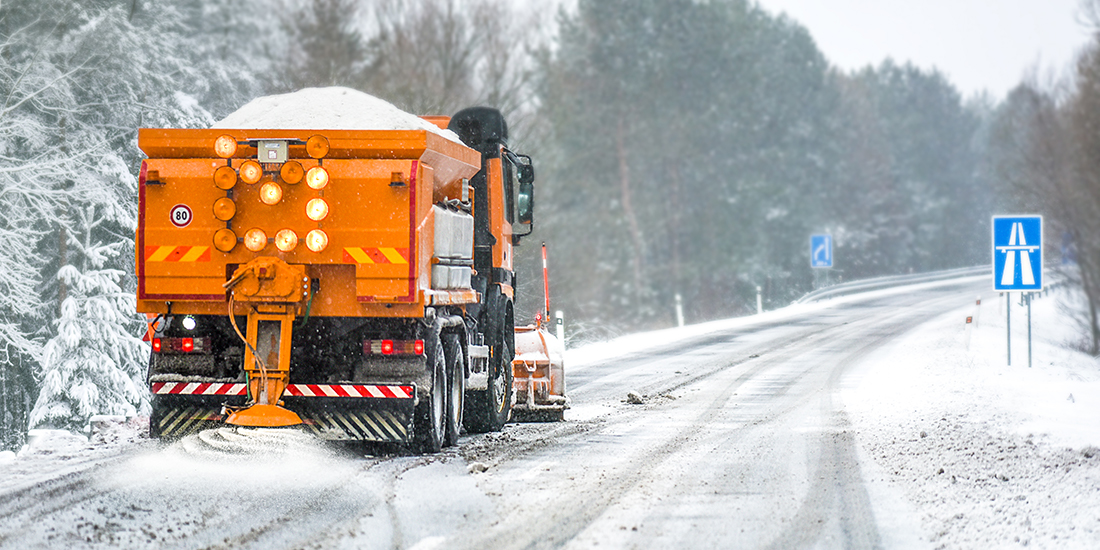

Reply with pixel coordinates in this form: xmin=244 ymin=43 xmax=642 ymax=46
xmin=212 ymin=87 xmax=462 ymax=143
xmin=842 ymin=287 xmax=1100 ymax=548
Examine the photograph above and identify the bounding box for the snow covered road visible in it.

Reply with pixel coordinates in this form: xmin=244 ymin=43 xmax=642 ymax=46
xmin=3 ymin=276 xmax=1099 ymax=549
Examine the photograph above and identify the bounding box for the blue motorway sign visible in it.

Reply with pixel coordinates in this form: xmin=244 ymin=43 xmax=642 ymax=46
xmin=993 ymin=215 xmax=1042 ymax=291
xmin=810 ymin=234 xmax=832 ymax=268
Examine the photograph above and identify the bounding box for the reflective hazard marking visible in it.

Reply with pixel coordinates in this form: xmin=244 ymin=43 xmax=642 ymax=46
xmin=151 ymin=382 xmax=413 ymax=399
xmin=342 ymin=247 xmax=409 ymax=265
xmin=145 ymin=246 xmax=211 ymax=262
xmin=285 ymin=384 xmax=414 ymax=399
xmin=169 ymin=204 xmax=193 ymax=228
xmin=152 ymin=382 xmax=246 ymax=396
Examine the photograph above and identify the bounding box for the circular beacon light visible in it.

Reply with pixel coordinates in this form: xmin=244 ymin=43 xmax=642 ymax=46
xmin=212 ymin=197 xmax=236 ymax=221
xmin=259 ymin=182 xmax=283 ymax=205
xmin=214 ymin=135 xmax=237 ymax=158
xmin=305 ymin=198 xmax=329 ymax=221
xmin=275 ymin=229 xmax=299 ymax=252
xmin=305 ymin=229 xmax=329 ymax=252
xmin=280 ymin=161 xmax=304 ymax=184
xmin=306 ymin=166 xmax=329 ymax=190
xmin=213 ymin=228 xmax=237 ymax=253
xmin=306 ymin=135 xmax=330 ymax=159
xmin=240 ymin=160 xmax=263 ymax=185
xmin=214 ymin=166 xmax=238 ymax=190
xmin=244 ymin=228 xmax=268 ymax=252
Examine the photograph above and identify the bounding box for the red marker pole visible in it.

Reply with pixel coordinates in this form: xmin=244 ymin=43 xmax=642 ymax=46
xmin=542 ymin=243 xmax=551 ymax=324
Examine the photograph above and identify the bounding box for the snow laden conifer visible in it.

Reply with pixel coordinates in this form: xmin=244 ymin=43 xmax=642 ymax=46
xmin=29 ymin=204 xmax=150 ymax=432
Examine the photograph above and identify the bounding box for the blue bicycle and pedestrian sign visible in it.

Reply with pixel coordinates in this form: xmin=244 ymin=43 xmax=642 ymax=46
xmin=993 ymin=216 xmax=1042 ymax=291
xmin=810 ymin=234 xmax=832 ymax=268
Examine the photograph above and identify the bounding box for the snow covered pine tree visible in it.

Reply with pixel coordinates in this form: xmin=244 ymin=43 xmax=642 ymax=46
xmin=29 ymin=205 xmax=150 ymax=433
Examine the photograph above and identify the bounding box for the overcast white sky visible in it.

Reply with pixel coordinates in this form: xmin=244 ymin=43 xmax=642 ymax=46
xmin=752 ymin=0 xmax=1095 ymax=99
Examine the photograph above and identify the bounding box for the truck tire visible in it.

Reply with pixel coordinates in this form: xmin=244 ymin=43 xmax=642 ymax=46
xmin=443 ymin=333 xmax=465 ymax=447
xmin=463 ymin=319 xmax=513 ymax=433
xmin=413 ymin=331 xmax=446 ymax=453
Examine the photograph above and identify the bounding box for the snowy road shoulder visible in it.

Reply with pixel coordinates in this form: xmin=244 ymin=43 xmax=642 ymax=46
xmin=841 ymin=288 xmax=1100 ymax=548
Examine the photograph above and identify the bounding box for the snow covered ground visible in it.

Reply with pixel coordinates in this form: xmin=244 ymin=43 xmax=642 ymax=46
xmin=840 ymin=287 xmax=1100 ymax=549
xmin=2 ymin=276 xmax=1098 ymax=548
xmin=563 ymin=278 xmax=1100 ymax=548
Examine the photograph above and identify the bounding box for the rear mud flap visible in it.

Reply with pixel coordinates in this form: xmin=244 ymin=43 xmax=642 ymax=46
xmin=151 ymin=394 xmax=246 ymax=438
xmin=150 ymin=389 xmax=416 ymax=443
xmin=285 ymin=396 xmax=414 ymax=442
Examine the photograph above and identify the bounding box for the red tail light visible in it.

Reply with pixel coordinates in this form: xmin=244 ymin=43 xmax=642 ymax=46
xmin=363 ymin=339 xmax=425 ymax=356
xmin=152 ymin=337 xmax=210 ymax=354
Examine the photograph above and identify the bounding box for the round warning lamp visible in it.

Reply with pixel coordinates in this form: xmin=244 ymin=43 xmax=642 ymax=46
xmin=244 ymin=228 xmax=267 ymax=252
xmin=213 ymin=166 xmax=238 ymax=190
xmin=213 ymin=228 xmax=237 ymax=253
xmin=306 ymin=135 xmax=330 ymax=159
xmin=214 ymin=135 xmax=237 ymax=158
xmin=280 ymin=161 xmax=304 ymax=184
xmin=305 ymin=229 xmax=329 ymax=252
xmin=212 ymin=197 xmax=236 ymax=221
xmin=240 ymin=160 xmax=263 ymax=185
xmin=305 ymin=198 xmax=329 ymax=221
xmin=306 ymin=166 xmax=329 ymax=190
xmin=259 ymin=182 xmax=283 ymax=205
xmin=275 ymin=229 xmax=299 ymax=252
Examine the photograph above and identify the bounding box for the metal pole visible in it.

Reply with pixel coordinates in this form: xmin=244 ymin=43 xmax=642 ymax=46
xmin=675 ymin=293 xmax=684 ymax=327
xmin=1027 ymin=292 xmax=1032 ymax=368
xmin=1007 ymin=293 xmax=1011 ymax=366
xmin=756 ymin=286 xmax=763 ymax=315
xmin=541 ymin=243 xmax=550 ymax=321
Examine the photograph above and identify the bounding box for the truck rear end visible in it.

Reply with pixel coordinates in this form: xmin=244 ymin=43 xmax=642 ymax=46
xmin=138 ymin=126 xmax=485 ymax=449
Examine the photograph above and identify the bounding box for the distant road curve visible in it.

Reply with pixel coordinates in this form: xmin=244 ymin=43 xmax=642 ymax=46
xmin=795 ymin=265 xmax=990 ymax=304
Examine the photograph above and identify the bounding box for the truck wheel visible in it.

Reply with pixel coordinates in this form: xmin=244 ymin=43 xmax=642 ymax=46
xmin=463 ymin=322 xmax=513 ymax=433
xmin=443 ymin=333 xmax=465 ymax=447
xmin=413 ymin=332 xmax=446 ymax=453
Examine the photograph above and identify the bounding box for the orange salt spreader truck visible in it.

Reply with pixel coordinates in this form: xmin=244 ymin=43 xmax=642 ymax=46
xmin=136 ymin=107 xmax=535 ymax=452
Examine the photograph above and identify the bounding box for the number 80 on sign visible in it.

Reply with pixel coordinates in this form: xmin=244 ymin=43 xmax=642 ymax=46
xmin=170 ymin=204 xmax=193 ymax=228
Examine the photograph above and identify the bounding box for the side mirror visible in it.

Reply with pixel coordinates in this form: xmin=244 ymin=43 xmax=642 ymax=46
xmin=517 ymin=179 xmax=534 ymax=225
xmin=518 ymin=163 xmax=534 ymax=184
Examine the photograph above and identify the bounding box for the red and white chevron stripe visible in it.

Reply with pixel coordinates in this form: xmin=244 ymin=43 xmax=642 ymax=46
xmin=150 ymin=382 xmax=413 ymax=399
xmin=285 ymin=384 xmax=414 ymax=399
xmin=152 ymin=382 xmax=247 ymax=396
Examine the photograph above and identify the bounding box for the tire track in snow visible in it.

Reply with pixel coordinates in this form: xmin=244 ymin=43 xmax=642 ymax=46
xmin=454 ymin=284 xmax=978 ymax=549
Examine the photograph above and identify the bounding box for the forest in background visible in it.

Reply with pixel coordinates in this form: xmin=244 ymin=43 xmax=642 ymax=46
xmin=0 ymin=0 xmax=1096 ymax=450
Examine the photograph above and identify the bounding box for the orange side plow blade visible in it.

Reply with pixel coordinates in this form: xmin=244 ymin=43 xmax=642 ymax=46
xmin=225 ymin=404 xmax=303 ymax=427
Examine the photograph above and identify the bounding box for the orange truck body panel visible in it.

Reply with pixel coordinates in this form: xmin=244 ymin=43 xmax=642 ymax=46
xmin=135 ymin=128 xmax=480 ymax=318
